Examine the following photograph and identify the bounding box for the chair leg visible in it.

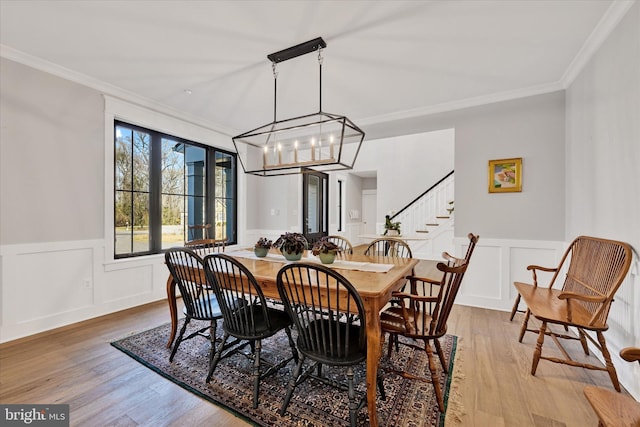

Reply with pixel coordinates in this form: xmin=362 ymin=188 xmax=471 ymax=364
xmin=597 ymin=331 xmax=621 ymax=392
xmin=578 ymin=328 xmax=590 ymax=355
xmin=169 ymin=317 xmax=191 ymax=362
xmin=434 ymin=338 xmax=448 ymax=374
xmin=252 ymin=339 xmax=262 ymax=409
xmin=424 ymin=340 xmax=445 ymax=412
xmin=207 ymin=320 xmax=218 ymax=371
xmin=280 ymin=355 xmax=306 ymax=416
xmin=347 ymin=366 xmax=358 ymax=427
xmin=284 ymin=326 xmax=299 ymax=364
xmin=377 ymin=371 xmax=386 ymax=401
xmin=510 ymin=294 xmax=521 ymax=321
xmin=518 ymin=308 xmax=531 ymax=343
xmin=207 ymin=332 xmax=229 ymax=382
xmin=531 ymin=321 xmax=547 ymax=375
xmin=387 ymin=333 xmax=395 ymax=358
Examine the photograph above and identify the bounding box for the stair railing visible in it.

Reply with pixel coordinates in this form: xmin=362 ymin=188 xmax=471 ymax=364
xmin=389 ymin=170 xmax=454 ymax=236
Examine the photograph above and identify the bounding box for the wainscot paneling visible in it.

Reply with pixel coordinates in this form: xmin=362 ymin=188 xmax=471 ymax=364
xmin=452 ymin=236 xmax=566 ymax=312
xmin=0 ymin=240 xmax=169 ymax=343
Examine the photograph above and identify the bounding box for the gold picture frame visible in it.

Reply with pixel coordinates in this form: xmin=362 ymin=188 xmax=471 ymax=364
xmin=488 ymin=158 xmax=522 ymax=193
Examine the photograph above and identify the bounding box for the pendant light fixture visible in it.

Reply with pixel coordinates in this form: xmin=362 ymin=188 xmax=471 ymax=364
xmin=233 ymin=37 xmax=365 ymax=176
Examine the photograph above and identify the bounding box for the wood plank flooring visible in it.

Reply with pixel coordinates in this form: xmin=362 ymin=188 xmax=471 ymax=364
xmin=0 ymin=258 xmax=630 ymax=426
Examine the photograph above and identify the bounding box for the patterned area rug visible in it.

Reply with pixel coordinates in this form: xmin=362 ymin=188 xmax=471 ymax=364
xmin=111 ymin=321 xmax=458 ymax=427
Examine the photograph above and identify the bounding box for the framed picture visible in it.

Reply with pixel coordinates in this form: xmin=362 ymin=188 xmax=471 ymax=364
xmin=488 ymin=157 xmax=522 ymax=193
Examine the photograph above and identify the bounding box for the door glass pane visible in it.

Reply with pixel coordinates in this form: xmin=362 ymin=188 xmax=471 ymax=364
xmin=215 ymin=152 xmax=235 ymax=240
xmin=115 ymin=126 xmax=132 ymax=191
xmin=161 ymin=194 xmax=185 ymax=249
xmin=307 ymin=175 xmax=320 ymax=234
xmin=115 ymin=190 xmax=132 ymax=255
xmin=161 ymin=138 xmax=185 ymax=196
xmin=132 ymin=192 xmax=150 ymax=253
xmin=132 ymin=131 xmax=150 ymax=192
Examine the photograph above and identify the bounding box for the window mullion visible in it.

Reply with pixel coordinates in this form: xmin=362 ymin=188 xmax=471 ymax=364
xmin=149 ymin=132 xmax=163 ymax=252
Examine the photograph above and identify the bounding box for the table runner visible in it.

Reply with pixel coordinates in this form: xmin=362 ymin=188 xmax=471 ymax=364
xmin=224 ymin=249 xmax=395 ymax=273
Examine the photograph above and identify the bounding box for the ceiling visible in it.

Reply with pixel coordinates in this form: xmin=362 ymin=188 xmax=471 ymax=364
xmin=0 ymin=1 xmax=625 ymax=139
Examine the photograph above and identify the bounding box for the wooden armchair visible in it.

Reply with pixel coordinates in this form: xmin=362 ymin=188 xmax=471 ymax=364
xmin=380 ymin=260 xmax=469 ymax=412
xmin=584 ymin=347 xmax=640 ymax=427
xmin=512 ymin=236 xmax=632 ymax=391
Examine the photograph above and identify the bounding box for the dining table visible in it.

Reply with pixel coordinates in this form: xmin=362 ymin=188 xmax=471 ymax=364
xmin=165 ymin=248 xmax=422 ymax=427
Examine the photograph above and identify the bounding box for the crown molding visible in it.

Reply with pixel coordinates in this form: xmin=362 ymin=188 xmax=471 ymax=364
xmin=561 ymin=0 xmax=636 ymax=88
xmin=0 ymin=44 xmax=238 ymax=137
xmin=356 ymin=81 xmax=564 ymax=127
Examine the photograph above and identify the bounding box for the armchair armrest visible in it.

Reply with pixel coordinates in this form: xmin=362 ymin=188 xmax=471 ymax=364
xmin=527 ymin=265 xmax=558 ymax=272
xmin=406 ymin=275 xmax=441 ymax=286
xmin=527 ymin=265 xmax=559 ymax=287
xmin=620 ymin=347 xmax=640 ymax=363
xmin=557 ymin=292 xmax=606 ymax=304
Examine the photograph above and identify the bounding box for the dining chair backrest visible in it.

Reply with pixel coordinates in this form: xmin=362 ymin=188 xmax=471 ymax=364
xmin=326 ymin=235 xmax=354 ymax=255
xmin=364 ymin=237 xmax=412 ymax=258
xmin=165 ymin=248 xmax=218 ymax=320
xmin=188 ymin=223 xmax=212 ymax=240
xmin=442 ymin=233 xmax=479 ymax=268
xmin=185 ymin=238 xmax=227 ymax=255
xmin=203 ymin=253 xmax=273 ymax=338
xmin=276 ymin=262 xmax=367 ymax=364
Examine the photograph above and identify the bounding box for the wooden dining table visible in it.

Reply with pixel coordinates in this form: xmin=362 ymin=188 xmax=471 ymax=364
xmin=165 ymin=249 xmax=421 ymax=427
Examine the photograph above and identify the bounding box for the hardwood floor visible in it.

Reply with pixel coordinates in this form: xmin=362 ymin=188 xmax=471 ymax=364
xmin=0 ymin=264 xmax=627 ymax=426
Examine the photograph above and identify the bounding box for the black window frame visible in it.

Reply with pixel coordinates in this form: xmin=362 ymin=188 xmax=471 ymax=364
xmin=114 ymin=120 xmax=237 ymax=259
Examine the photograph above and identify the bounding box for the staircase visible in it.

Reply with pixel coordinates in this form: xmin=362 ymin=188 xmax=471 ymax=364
xmin=389 ymin=171 xmax=455 ymax=260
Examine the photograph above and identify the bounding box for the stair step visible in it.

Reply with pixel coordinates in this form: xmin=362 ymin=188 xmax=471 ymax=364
xmin=416 ymin=230 xmax=430 ymax=233
xmin=426 ymin=223 xmax=439 ymax=226
xmin=436 ymin=216 xmax=450 ymax=219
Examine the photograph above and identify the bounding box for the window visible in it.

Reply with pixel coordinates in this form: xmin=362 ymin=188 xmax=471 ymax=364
xmin=114 ymin=121 xmax=236 ymax=258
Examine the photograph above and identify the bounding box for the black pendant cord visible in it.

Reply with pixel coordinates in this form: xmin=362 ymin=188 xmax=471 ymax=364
xmin=318 ymin=48 xmax=323 ymax=113
xmin=272 ymin=62 xmax=278 ymax=122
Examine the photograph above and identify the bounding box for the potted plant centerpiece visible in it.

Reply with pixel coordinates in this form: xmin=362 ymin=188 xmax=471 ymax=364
xmin=274 ymin=232 xmax=307 ymax=261
xmin=254 ymin=237 xmax=272 ymax=258
xmin=311 ymin=237 xmax=341 ymax=264
xmin=383 ymin=215 xmax=401 ymax=236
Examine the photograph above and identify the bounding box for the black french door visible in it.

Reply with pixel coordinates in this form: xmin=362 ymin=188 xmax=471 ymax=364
xmin=302 ymin=169 xmax=328 ymax=245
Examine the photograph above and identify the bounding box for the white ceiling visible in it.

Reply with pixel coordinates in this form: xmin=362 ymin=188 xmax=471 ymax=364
xmin=0 ymin=1 xmax=629 ymax=139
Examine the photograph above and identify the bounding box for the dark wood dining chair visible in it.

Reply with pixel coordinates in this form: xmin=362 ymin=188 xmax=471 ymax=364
xmin=184 ymin=237 xmax=227 ymax=255
xmin=380 ymin=260 xmax=469 ymax=412
xmin=188 ymin=223 xmax=212 ymax=240
xmin=276 ymin=262 xmax=386 ymax=427
xmin=584 ymin=347 xmax=640 ymax=427
xmin=164 ymin=248 xmax=222 ymax=367
xmin=326 ymin=235 xmax=354 ymax=255
xmin=512 ymin=235 xmax=632 ymax=391
xmin=203 ymin=253 xmax=298 ymax=408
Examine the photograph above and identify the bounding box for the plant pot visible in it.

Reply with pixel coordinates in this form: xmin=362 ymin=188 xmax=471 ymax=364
xmin=318 ymin=252 xmax=336 ymax=264
xmin=254 ymin=247 xmax=269 ymax=257
xmin=282 ymin=250 xmax=303 ymax=261
xmin=386 ymin=229 xmax=400 ymax=236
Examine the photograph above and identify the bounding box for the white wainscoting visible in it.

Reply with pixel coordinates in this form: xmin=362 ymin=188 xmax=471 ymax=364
xmin=452 ymin=236 xmax=566 ymax=312
xmin=0 ymin=239 xmax=169 ymax=343
xmin=2 ymin=235 xmax=637 ymax=399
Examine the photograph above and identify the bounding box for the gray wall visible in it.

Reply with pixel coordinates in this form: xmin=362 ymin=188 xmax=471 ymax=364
xmin=0 ymin=58 xmax=105 ymax=244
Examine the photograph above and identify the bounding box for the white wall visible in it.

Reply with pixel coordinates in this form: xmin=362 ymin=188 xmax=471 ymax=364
xmin=354 ymin=128 xmax=455 ymax=221
xmin=565 ymin=2 xmax=640 ymax=399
